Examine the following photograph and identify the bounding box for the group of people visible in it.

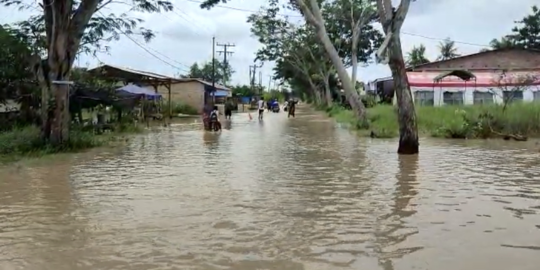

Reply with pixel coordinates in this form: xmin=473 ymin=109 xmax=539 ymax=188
xmin=202 ymin=97 xmax=298 ymax=131
xmin=257 ymin=97 xmax=298 ymax=120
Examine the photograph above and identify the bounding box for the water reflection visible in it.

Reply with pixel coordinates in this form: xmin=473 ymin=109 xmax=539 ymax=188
xmin=1 ymin=107 xmax=540 ymax=270
xmin=376 ymin=155 xmax=420 ymax=270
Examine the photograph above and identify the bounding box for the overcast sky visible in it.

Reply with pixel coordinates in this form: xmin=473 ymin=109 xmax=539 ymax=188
xmin=0 ymin=0 xmax=536 ymax=86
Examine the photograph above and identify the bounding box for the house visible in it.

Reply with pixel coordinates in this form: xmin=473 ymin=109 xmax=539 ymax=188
xmin=370 ymin=48 xmax=540 ymax=106
xmin=157 ymin=78 xmax=231 ymax=113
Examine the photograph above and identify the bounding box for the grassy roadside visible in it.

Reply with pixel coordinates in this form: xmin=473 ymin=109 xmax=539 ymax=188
xmin=0 ymin=123 xmax=143 ymax=163
xmin=324 ymin=103 xmax=540 ymax=139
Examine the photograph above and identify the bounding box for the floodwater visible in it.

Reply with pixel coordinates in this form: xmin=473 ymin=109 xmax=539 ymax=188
xmin=1 ymin=106 xmax=540 ymax=270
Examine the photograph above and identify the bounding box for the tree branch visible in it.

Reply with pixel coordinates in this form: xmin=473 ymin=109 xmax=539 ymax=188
xmin=295 ymin=0 xmax=321 ymax=29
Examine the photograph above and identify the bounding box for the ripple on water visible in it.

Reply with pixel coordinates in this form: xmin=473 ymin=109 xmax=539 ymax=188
xmin=1 ymin=108 xmax=540 ymax=270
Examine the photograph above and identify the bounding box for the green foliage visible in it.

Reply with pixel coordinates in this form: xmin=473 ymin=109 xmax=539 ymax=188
xmin=483 ymin=5 xmax=540 ymax=51
xmin=163 ymin=102 xmax=198 ymax=115
xmin=183 ymin=59 xmax=234 ymax=85
xmin=406 ymin=44 xmax=430 ymax=67
xmin=0 ymin=123 xmax=143 ymax=161
xmin=0 ymin=126 xmax=101 ymax=156
xmin=510 ymin=5 xmax=540 ymax=50
xmin=231 ymin=84 xmax=254 ymax=96
xmin=1 ymin=0 xmax=173 ymax=57
xmin=0 ymin=25 xmax=36 ymax=104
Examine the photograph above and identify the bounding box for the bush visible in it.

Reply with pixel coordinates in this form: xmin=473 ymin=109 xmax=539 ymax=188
xmin=163 ymin=102 xmax=198 ymax=116
xmin=360 ymin=95 xmax=377 ymax=108
xmin=0 ymin=126 xmax=103 ymax=156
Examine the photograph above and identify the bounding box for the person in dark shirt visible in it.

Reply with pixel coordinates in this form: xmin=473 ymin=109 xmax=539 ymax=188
xmin=224 ymin=98 xmax=234 ymax=120
xmin=288 ymin=99 xmax=298 ymax=118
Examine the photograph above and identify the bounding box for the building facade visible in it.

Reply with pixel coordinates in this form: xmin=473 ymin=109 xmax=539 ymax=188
xmin=372 ymin=48 xmax=540 ymax=106
xmin=158 ymin=79 xmax=231 ymax=113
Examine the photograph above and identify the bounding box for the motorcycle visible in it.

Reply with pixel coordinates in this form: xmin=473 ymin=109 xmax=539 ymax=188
xmin=272 ymin=103 xmax=280 ymax=113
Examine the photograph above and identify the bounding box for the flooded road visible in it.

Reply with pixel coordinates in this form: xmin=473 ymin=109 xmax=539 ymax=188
xmin=1 ymin=106 xmax=540 ymax=270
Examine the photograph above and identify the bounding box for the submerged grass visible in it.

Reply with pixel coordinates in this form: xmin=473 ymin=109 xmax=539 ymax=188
xmin=325 ymin=103 xmax=540 ymax=139
xmin=0 ymin=123 xmax=143 ymax=163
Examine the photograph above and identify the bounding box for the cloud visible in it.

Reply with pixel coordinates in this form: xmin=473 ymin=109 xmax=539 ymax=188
xmin=0 ymin=0 xmax=537 ymax=86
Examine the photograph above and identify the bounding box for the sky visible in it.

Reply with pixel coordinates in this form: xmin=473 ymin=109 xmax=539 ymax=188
xmin=0 ymin=0 xmax=537 ymax=86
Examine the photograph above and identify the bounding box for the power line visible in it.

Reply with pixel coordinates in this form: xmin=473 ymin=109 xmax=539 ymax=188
xmin=96 ymin=11 xmax=190 ymax=73
xmin=185 ymin=0 xmax=491 ymax=48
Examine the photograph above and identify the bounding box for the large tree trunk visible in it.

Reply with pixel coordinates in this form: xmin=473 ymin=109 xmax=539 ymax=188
xmin=387 ymin=33 xmax=419 ymax=154
xmin=48 ymin=30 xmax=72 ymax=145
xmin=324 ymin=74 xmax=333 ymax=107
xmin=315 ymin=28 xmax=366 ymax=121
xmin=299 ymin=0 xmax=367 ymax=122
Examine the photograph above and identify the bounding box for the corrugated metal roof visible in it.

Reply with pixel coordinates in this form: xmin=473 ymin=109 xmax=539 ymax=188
xmin=88 ymin=65 xmax=231 ymax=91
xmin=89 ymin=64 xmax=176 ymax=80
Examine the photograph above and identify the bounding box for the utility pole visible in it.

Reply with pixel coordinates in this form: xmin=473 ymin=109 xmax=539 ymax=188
xmin=211 ymin=36 xmax=216 ymax=104
xmin=258 ymin=71 xmax=262 ymax=89
xmin=217 ymin=42 xmax=235 ymax=85
xmin=249 ymin=62 xmax=263 ymax=96
xmin=268 ymin=75 xmax=273 ymax=91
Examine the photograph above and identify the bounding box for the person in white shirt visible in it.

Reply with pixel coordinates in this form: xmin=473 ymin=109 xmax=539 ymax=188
xmin=257 ymin=97 xmax=265 ymax=120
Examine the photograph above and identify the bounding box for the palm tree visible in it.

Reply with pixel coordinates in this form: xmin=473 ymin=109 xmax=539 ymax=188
xmin=406 ymin=44 xmax=430 ymax=67
xmin=437 ymin=38 xmax=460 ymax=60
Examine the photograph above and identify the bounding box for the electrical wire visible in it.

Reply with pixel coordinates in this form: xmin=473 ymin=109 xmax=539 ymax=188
xmin=96 ymin=11 xmax=190 ymax=73
xmin=184 ymin=0 xmax=491 ymax=48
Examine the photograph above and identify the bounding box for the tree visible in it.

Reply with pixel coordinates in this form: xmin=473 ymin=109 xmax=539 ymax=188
xmin=321 ymin=0 xmax=382 ymax=89
xmin=490 ymin=71 xmax=539 ymax=112
xmin=231 ymin=85 xmax=254 ymax=96
xmin=509 ymin=5 xmax=540 ymax=50
xmin=247 ymin=0 xmax=335 ymax=106
xmin=437 ymin=38 xmax=460 ymax=61
xmin=185 ymin=59 xmax=234 ymax=85
xmin=0 ymin=0 xmax=173 ymax=145
xmin=0 ymin=25 xmax=40 ymax=124
xmin=375 ymin=0 xmax=419 ymax=155
xmin=406 ymin=44 xmax=430 ymax=67
xmin=0 ymin=26 xmax=35 ymax=105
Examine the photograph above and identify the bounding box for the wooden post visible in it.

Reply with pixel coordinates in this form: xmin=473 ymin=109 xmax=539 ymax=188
xmin=167 ymin=80 xmax=172 ymax=119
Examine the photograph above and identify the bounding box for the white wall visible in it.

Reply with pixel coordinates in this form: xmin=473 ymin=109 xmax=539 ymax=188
xmin=410 ymin=86 xmax=540 ymax=106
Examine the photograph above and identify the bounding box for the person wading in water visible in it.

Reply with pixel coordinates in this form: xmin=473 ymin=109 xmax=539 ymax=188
xmin=224 ymin=98 xmax=234 ymax=120
xmin=288 ymin=99 xmax=298 ymax=118
xmin=257 ymin=97 xmax=265 ymax=120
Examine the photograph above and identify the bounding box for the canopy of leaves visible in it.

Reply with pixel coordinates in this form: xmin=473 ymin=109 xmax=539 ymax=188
xmin=0 ymin=0 xmax=173 ymax=57
xmin=407 ymin=44 xmax=430 ymax=67
xmin=482 ymin=5 xmax=539 ymax=52
xmin=0 ymin=26 xmax=36 ymax=104
xmin=321 ymin=0 xmax=383 ymax=66
xmin=183 ymin=59 xmax=234 ymax=85
xmin=509 ymin=5 xmax=540 ymax=50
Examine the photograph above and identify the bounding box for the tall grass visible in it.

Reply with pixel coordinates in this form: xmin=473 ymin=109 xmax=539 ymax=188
xmin=163 ymin=102 xmax=198 ymax=116
xmin=326 ymin=103 xmax=540 ymax=139
xmin=0 ymin=123 xmax=142 ymax=162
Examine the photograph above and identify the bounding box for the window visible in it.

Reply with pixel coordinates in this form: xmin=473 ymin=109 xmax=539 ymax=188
xmin=414 ymin=91 xmax=434 ymax=106
xmin=443 ymin=91 xmax=464 ymax=105
xmin=503 ymin=91 xmax=523 ymax=103
xmin=534 ymin=91 xmax=540 ymax=101
xmin=473 ymin=91 xmax=494 ymax=104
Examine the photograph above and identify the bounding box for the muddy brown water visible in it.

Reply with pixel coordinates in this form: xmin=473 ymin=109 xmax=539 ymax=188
xmin=1 ymin=106 xmax=540 ymax=270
